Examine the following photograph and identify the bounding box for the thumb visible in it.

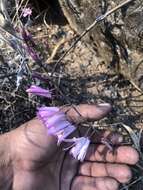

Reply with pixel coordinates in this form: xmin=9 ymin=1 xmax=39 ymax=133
xmin=64 ymin=103 xmax=112 ymax=123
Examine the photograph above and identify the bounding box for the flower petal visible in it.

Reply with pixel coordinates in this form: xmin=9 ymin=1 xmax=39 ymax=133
xmin=26 ymin=85 xmax=52 ymax=98
xmin=22 ymin=8 xmax=32 ymax=17
xmin=48 ymin=120 xmax=71 ymax=133
xmin=69 ymin=137 xmax=90 ymax=161
xmin=56 ymin=125 xmax=76 ymax=144
xmin=37 ymin=106 xmax=59 ymax=119
xmin=46 ymin=113 xmax=66 ymax=126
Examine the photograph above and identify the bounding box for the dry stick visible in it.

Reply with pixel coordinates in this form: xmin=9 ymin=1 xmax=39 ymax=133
xmin=129 ymin=80 xmax=143 ymax=94
xmin=46 ymin=38 xmax=69 ymax=64
xmin=0 ymin=90 xmax=38 ymax=104
xmin=51 ymin=0 xmax=134 ymax=75
xmin=0 ymin=25 xmax=22 ymax=40
xmin=120 ymin=176 xmax=143 ymax=190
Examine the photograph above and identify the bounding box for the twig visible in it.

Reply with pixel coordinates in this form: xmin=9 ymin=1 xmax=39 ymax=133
xmin=120 ymin=176 xmax=143 ymax=190
xmin=51 ymin=0 xmax=134 ymax=75
xmin=0 ymin=25 xmax=22 ymax=40
xmin=0 ymin=90 xmax=38 ymax=104
xmin=43 ymin=11 xmax=51 ymax=30
xmin=46 ymin=38 xmax=69 ymax=64
xmin=129 ymin=80 xmax=143 ymax=94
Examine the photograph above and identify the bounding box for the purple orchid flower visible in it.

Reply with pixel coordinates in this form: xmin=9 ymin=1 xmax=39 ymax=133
xmin=37 ymin=107 xmax=60 ymax=121
xmin=26 ymin=85 xmax=52 ymax=98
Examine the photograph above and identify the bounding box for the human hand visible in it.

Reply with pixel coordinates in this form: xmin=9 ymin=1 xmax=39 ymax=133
xmin=0 ymin=104 xmax=139 ymax=190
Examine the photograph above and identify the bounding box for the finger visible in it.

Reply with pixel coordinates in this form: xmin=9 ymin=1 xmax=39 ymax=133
xmin=79 ymin=162 xmax=132 ymax=183
xmin=72 ymin=176 xmax=119 ymax=190
xmin=78 ymin=129 xmax=123 ymax=144
xmin=86 ymin=145 xmax=139 ymax=165
xmin=63 ymin=103 xmax=112 ymax=123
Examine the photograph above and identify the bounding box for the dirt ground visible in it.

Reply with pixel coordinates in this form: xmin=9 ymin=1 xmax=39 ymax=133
xmin=0 ymin=1 xmax=143 ymax=189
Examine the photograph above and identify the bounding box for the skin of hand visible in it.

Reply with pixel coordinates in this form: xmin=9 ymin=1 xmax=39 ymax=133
xmin=0 ymin=104 xmax=139 ymax=190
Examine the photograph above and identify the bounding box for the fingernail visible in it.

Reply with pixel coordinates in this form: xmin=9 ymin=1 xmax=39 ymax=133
xmin=98 ymin=103 xmax=111 ymax=107
xmin=98 ymin=103 xmax=112 ymax=112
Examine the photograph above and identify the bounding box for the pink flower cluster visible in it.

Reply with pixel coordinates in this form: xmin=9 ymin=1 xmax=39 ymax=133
xmin=37 ymin=107 xmax=76 ymax=144
xmin=26 ymin=85 xmax=90 ymax=161
xmin=37 ymin=106 xmax=90 ymax=161
xmin=65 ymin=137 xmax=90 ymax=161
xmin=22 ymin=7 xmax=32 ymax=17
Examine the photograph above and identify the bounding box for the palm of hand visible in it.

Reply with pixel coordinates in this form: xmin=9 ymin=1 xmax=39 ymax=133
xmin=10 ymin=118 xmax=78 ymax=190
